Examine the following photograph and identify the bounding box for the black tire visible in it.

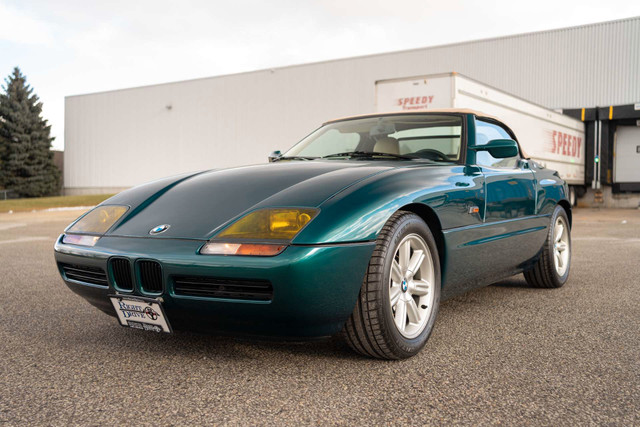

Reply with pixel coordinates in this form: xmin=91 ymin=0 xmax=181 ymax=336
xmin=524 ymin=205 xmax=571 ymax=288
xmin=342 ymin=211 xmax=441 ymax=359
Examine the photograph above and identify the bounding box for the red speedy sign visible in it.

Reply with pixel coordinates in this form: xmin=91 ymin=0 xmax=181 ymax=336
xmin=396 ymin=96 xmax=434 ymax=110
xmin=551 ymin=130 xmax=581 ymax=158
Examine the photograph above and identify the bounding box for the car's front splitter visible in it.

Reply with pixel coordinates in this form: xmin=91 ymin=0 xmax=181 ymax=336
xmin=54 ymin=236 xmax=375 ymax=338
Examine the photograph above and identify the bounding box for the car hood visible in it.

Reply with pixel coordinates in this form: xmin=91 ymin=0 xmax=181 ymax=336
xmin=105 ymin=161 xmax=402 ymax=240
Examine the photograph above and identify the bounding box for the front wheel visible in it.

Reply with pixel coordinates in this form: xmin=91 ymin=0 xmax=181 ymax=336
xmin=524 ymin=205 xmax=571 ymax=288
xmin=342 ymin=211 xmax=441 ymax=359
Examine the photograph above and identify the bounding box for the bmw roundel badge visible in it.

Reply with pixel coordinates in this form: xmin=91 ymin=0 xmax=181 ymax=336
xmin=149 ymin=224 xmax=170 ymax=235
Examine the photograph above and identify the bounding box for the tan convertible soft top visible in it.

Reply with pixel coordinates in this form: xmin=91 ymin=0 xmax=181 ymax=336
xmin=323 ymin=108 xmax=503 ymax=125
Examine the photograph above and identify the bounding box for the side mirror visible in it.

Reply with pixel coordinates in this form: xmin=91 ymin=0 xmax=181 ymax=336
xmin=471 ymin=139 xmax=519 ymax=158
xmin=268 ymin=150 xmax=282 ymax=163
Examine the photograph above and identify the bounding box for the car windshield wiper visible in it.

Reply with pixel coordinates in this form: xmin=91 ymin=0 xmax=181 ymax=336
xmin=321 ymin=151 xmax=416 ymax=160
xmin=272 ymin=156 xmax=318 ymax=162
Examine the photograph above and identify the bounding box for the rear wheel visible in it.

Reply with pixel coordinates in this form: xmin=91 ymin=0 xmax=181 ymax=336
xmin=569 ymin=186 xmax=577 ymax=207
xmin=342 ymin=211 xmax=441 ymax=359
xmin=524 ymin=205 xmax=571 ymax=288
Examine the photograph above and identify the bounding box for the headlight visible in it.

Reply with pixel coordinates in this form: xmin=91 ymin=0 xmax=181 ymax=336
xmin=63 ymin=205 xmax=129 ymax=246
xmin=200 ymin=208 xmax=318 ymax=256
xmin=216 ymin=208 xmax=317 ymax=240
xmin=66 ymin=205 xmax=129 ymax=234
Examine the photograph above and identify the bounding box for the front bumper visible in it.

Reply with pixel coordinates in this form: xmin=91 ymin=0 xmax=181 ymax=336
xmin=54 ymin=235 xmax=375 ymax=338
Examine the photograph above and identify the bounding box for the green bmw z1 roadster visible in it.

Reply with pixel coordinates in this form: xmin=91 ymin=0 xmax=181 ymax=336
xmin=54 ymin=110 xmax=572 ymax=359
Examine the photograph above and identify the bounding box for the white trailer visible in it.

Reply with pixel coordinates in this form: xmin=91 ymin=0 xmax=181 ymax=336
xmin=376 ymin=73 xmax=586 ymax=204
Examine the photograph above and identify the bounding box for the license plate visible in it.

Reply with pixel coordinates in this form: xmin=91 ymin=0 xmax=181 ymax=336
xmin=109 ymin=295 xmax=172 ymax=333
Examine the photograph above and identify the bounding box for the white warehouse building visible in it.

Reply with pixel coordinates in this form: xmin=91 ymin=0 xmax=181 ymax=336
xmin=64 ymin=17 xmax=640 ymax=205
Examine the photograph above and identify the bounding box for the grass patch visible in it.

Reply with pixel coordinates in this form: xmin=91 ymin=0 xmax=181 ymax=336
xmin=0 ymin=194 xmax=115 ymax=213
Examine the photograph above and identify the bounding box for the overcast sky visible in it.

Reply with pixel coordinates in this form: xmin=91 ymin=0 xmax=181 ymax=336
xmin=1 ymin=0 xmax=639 ymax=150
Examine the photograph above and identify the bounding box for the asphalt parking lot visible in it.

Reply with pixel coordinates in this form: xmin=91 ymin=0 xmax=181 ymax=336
xmin=0 ymin=208 xmax=638 ymax=425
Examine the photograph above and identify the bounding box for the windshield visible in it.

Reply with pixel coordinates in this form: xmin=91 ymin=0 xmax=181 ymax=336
xmin=284 ymin=114 xmax=463 ymax=162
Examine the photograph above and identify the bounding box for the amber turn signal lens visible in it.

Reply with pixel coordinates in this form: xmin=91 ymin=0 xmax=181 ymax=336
xmin=217 ymin=208 xmax=318 ymax=240
xmin=67 ymin=205 xmax=128 ymax=234
xmin=200 ymin=242 xmax=286 ymax=256
xmin=235 ymin=244 xmax=286 ymax=256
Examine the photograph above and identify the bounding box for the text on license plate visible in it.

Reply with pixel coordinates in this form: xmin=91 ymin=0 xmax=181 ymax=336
xmin=109 ymin=295 xmax=172 ymax=333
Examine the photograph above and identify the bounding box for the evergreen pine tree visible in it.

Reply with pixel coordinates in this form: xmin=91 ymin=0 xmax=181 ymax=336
xmin=0 ymin=67 xmax=60 ymax=197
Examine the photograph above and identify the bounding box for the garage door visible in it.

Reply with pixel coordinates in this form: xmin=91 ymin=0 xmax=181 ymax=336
xmin=614 ymin=126 xmax=640 ymax=183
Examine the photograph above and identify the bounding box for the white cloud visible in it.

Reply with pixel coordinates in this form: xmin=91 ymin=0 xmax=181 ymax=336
xmin=0 ymin=3 xmax=54 ymax=45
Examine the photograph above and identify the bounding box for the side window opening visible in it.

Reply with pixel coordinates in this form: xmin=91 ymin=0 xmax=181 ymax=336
xmin=475 ymin=119 xmax=520 ymax=168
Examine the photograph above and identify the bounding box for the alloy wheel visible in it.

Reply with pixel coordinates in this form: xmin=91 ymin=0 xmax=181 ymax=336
xmin=389 ymin=233 xmax=435 ymax=339
xmin=553 ymin=216 xmax=570 ymax=276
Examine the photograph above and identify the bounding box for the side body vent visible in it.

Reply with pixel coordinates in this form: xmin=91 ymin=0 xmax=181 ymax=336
xmin=111 ymin=258 xmax=133 ymax=291
xmin=139 ymin=260 xmax=163 ymax=293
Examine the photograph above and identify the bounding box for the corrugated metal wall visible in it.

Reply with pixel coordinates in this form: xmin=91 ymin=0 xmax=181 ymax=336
xmin=65 ymin=17 xmax=640 ymax=192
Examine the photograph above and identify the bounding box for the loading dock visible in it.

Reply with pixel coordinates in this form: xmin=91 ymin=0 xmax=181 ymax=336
xmin=564 ymin=104 xmax=640 ymax=199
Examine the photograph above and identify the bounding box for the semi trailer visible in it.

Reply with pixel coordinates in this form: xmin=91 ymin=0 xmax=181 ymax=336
xmin=375 ymin=73 xmax=586 ymax=205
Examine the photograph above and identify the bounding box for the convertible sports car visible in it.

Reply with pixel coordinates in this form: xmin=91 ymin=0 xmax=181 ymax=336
xmin=54 ymin=110 xmax=572 ymax=359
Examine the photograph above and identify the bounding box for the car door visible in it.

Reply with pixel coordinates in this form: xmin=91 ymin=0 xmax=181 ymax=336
xmin=475 ymin=119 xmax=536 ymax=220
xmin=473 ymin=119 xmax=542 ymax=279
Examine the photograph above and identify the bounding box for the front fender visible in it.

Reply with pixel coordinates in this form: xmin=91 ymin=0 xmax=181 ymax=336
xmin=293 ymin=165 xmax=486 ymax=244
